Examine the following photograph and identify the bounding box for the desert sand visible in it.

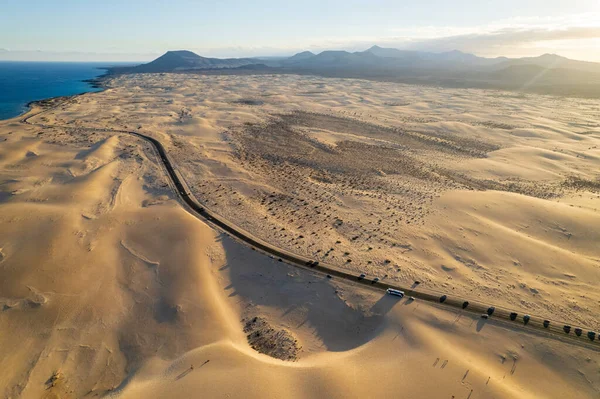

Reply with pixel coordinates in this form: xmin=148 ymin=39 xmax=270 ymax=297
xmin=1 ymin=74 xmax=599 ymax=398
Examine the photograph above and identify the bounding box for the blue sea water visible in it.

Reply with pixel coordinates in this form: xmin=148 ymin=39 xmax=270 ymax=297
xmin=0 ymin=62 xmax=116 ymax=120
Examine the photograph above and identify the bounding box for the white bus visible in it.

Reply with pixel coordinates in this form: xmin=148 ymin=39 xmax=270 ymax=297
xmin=386 ymin=288 xmax=405 ymax=298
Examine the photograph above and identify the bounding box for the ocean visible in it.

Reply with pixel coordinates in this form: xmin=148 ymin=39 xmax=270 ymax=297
xmin=0 ymin=62 xmax=117 ymax=120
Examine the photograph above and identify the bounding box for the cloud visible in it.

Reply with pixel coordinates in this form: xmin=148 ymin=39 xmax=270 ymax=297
xmin=246 ymin=16 xmax=600 ymax=61
xmin=183 ymin=25 xmax=600 ymax=61
xmin=255 ymin=13 xmax=600 ymax=61
xmin=400 ymin=26 xmax=600 ymax=52
xmin=377 ymin=13 xmax=600 ymax=60
xmin=1 ymin=13 xmax=599 ymax=62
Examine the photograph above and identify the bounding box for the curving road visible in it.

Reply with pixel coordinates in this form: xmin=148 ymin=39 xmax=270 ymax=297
xmin=20 ymin=96 xmax=600 ymax=351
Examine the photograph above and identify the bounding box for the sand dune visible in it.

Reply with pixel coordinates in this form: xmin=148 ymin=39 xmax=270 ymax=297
xmin=1 ymin=75 xmax=599 ymax=397
xmin=54 ymin=73 xmax=597 ymax=329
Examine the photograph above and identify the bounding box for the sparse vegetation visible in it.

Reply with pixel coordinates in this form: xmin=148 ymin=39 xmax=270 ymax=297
xmin=243 ymin=316 xmax=300 ymax=361
xmin=562 ymin=175 xmax=600 ymax=192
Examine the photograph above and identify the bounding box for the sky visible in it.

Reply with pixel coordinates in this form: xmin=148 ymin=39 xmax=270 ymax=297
xmin=1 ymin=0 xmax=599 ymax=62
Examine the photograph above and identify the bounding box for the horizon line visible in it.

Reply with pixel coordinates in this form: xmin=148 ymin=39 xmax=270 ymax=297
xmin=0 ymin=46 xmax=591 ymax=64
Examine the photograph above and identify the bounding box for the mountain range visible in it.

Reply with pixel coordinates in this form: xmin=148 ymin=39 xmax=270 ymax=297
xmin=106 ymin=46 xmax=600 ymax=97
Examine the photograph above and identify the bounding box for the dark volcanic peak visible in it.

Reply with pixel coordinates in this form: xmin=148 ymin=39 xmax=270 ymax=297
xmin=281 ymin=51 xmax=317 ymax=65
xmin=144 ymin=50 xmax=203 ymax=70
xmin=119 ymin=50 xmax=260 ymax=73
xmin=289 ymin=51 xmax=315 ymax=60
xmin=364 ymin=45 xmax=416 ymax=58
xmin=312 ymin=50 xmax=352 ymax=60
xmin=164 ymin=50 xmax=201 ymax=58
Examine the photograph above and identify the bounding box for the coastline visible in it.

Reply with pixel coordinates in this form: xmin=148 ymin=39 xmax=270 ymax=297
xmin=4 ymin=82 xmax=108 ymax=125
xmin=0 ymin=64 xmax=110 ymax=122
xmin=83 ymin=66 xmax=112 ymax=89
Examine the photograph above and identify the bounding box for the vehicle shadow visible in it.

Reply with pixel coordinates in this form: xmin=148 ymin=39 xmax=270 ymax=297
xmin=476 ymin=317 xmax=487 ymax=332
xmin=370 ymin=294 xmax=402 ymax=314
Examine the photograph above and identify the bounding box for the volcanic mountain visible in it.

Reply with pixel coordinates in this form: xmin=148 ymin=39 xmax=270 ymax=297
xmin=110 ymin=50 xmax=258 ymax=73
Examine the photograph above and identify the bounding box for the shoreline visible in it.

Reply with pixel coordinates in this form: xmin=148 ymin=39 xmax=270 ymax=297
xmin=0 ymin=67 xmax=110 ymax=123
xmin=82 ymin=66 xmax=111 ymax=89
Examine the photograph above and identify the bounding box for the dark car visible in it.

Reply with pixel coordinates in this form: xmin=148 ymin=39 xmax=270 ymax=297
xmin=523 ymin=315 xmax=531 ymax=325
xmin=543 ymin=320 xmax=550 ymax=328
xmin=564 ymin=325 xmax=571 ymax=334
xmin=588 ymin=331 xmax=596 ymax=341
xmin=462 ymin=301 xmax=469 ymax=309
xmin=487 ymin=307 xmax=495 ymax=316
xmin=509 ymin=312 xmax=518 ymax=321
xmin=575 ymin=328 xmax=583 ymax=337
xmin=439 ymin=295 xmax=447 ymax=303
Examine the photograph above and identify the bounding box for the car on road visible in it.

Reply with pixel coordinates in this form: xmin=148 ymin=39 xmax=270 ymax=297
xmin=408 ymin=296 xmax=415 ymax=301
xmin=575 ymin=328 xmax=583 ymax=336
xmin=487 ymin=306 xmax=495 ymax=316
xmin=386 ymin=288 xmax=405 ymax=298
xmin=509 ymin=312 xmax=518 ymax=321
xmin=564 ymin=325 xmax=571 ymax=334
xmin=372 ymin=277 xmax=380 ymax=284
xmin=439 ymin=295 xmax=447 ymax=303
xmin=481 ymin=314 xmax=489 ymax=319
xmin=523 ymin=315 xmax=531 ymax=325
xmin=462 ymin=301 xmax=469 ymax=309
xmin=358 ymin=273 xmax=366 ymax=280
xmin=543 ymin=320 xmax=550 ymax=328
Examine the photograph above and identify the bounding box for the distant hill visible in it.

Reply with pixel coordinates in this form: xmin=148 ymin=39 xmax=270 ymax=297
xmin=104 ymin=47 xmax=600 ymax=98
xmin=284 ymin=46 xmax=600 ymax=74
xmin=284 ymin=51 xmax=315 ymax=63
xmin=490 ymin=53 xmax=600 ymax=73
xmin=283 ymin=46 xmax=514 ymax=71
xmin=362 ymin=45 xmax=410 ymax=59
xmin=291 ymin=50 xmax=382 ymax=68
xmin=486 ymin=65 xmax=600 ymax=87
xmin=361 ymin=46 xmax=497 ymax=67
xmin=108 ymin=50 xmax=258 ymax=73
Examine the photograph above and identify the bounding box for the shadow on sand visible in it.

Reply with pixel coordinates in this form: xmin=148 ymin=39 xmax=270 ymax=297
xmin=476 ymin=317 xmax=487 ymax=332
xmin=219 ymin=234 xmax=403 ymax=352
